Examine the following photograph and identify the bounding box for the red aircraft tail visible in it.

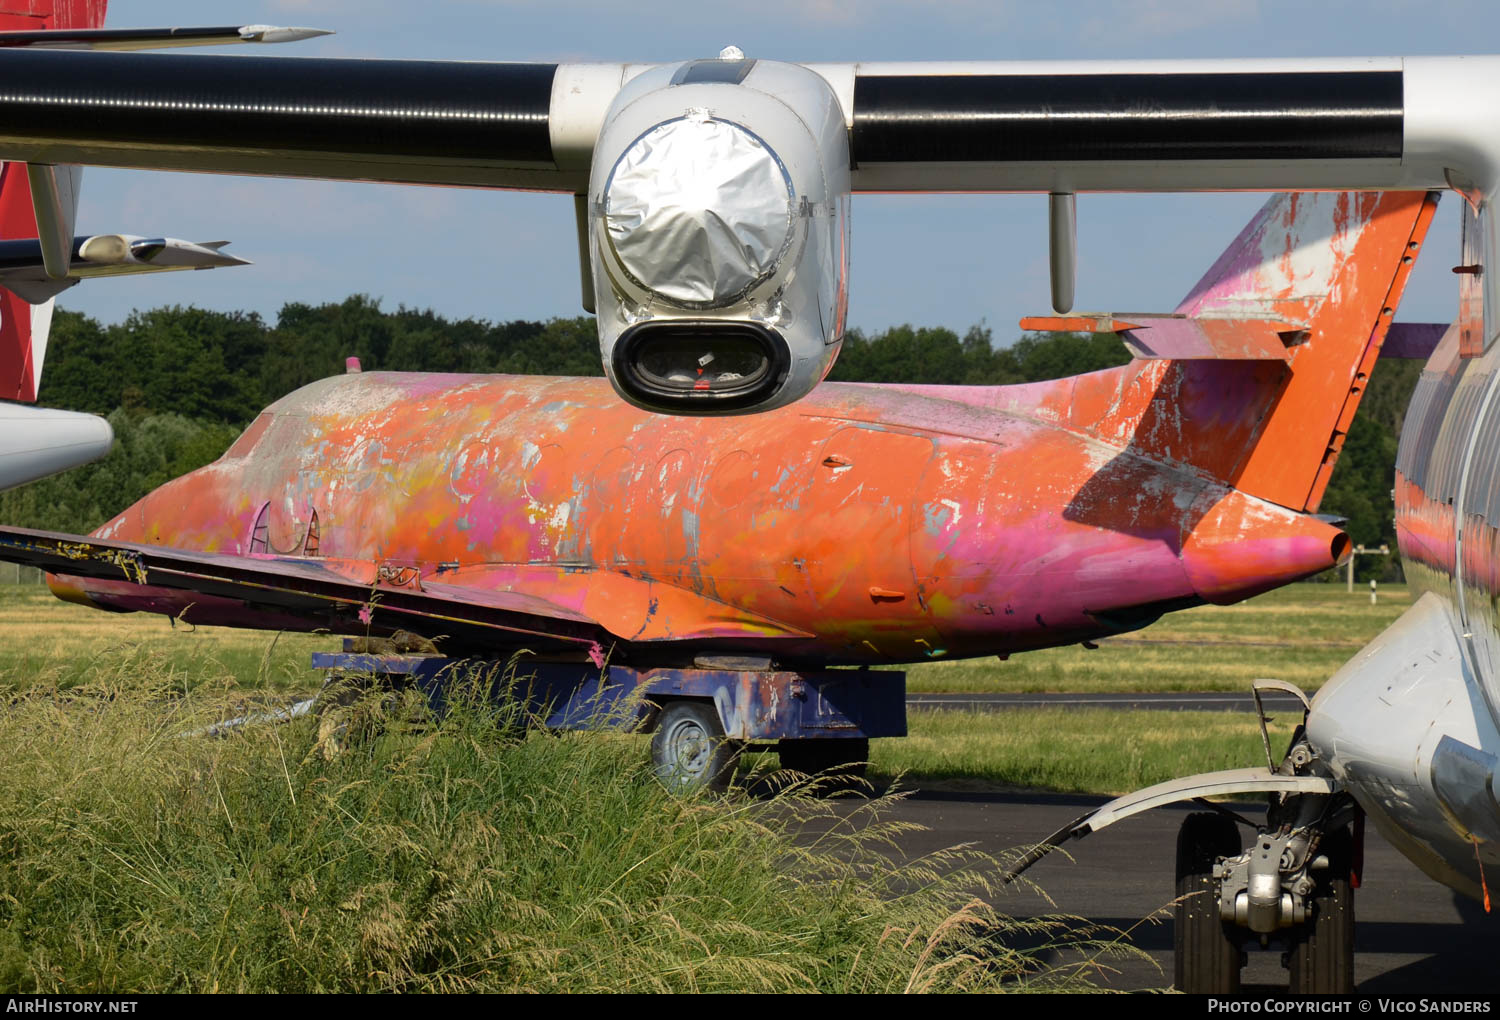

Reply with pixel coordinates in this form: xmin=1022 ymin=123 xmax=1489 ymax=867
xmin=0 ymin=0 xmax=107 ymax=403
xmin=985 ymin=189 xmax=1439 ymax=513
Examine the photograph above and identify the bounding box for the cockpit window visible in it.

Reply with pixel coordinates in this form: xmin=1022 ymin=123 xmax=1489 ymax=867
xmin=224 ymin=413 xmax=273 ymax=459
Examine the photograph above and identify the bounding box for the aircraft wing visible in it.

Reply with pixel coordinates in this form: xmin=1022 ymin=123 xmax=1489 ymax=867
xmin=0 ymin=526 xmax=812 ymax=655
xmin=32 ymin=235 xmax=247 ymax=276
xmin=0 ymin=24 xmax=331 ymax=51
xmin=0 ymin=52 xmax=1477 ymax=194
xmin=0 ymin=234 xmax=248 ymax=303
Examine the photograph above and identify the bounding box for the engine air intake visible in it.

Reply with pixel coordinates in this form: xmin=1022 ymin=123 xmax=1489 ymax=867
xmin=612 ymin=320 xmax=789 ymax=411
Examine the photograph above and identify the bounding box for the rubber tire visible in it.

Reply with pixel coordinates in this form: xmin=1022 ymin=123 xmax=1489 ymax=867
xmin=1287 ymin=828 xmax=1355 ymax=994
xmin=778 ymin=738 xmax=870 ymax=779
xmin=1175 ymin=811 xmax=1244 ymax=994
xmin=650 ymin=701 xmax=739 ymax=793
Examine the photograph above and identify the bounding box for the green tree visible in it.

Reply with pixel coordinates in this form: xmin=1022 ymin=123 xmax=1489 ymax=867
xmin=35 ymin=310 xmax=122 ymax=414
xmin=1004 ymin=330 xmax=1131 ymax=381
xmin=1317 ymin=360 xmax=1424 ymax=581
xmin=0 ymin=410 xmax=239 ymax=533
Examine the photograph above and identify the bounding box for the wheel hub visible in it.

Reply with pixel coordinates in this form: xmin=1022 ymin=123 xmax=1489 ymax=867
xmin=663 ymin=717 xmax=711 ymax=780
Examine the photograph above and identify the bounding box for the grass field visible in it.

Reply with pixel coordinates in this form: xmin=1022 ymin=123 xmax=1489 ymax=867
xmin=0 ymin=674 xmax=1140 ymax=993
xmin=903 ymin=582 xmax=1411 ymax=694
xmin=0 ymin=584 xmax=330 ymax=694
xmin=0 ymin=580 xmax=1409 ymax=697
xmin=0 ymin=582 xmax=1363 ymax=991
xmin=0 ymin=580 xmax=1390 ymax=796
xmin=869 ymin=708 xmax=1298 ymax=796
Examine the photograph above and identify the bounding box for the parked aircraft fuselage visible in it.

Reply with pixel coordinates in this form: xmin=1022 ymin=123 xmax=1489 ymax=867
xmin=72 ymin=370 xmax=1344 ymax=665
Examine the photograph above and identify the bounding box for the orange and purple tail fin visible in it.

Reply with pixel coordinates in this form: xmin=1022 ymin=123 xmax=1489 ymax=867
xmin=954 ymin=190 xmax=1439 ymax=513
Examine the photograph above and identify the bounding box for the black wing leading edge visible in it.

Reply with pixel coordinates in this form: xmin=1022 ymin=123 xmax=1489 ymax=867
xmin=0 ymin=50 xmax=564 ymax=189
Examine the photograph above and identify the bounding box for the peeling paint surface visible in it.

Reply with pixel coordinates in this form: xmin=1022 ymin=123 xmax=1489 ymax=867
xmin=22 ymin=191 xmax=1437 ymax=667
xmin=892 ymin=191 xmax=1436 ymax=514
xmin=49 ymin=362 xmax=1346 ymax=665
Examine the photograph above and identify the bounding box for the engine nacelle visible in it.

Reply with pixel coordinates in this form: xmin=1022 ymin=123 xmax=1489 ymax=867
xmin=589 ymin=56 xmax=850 ymax=414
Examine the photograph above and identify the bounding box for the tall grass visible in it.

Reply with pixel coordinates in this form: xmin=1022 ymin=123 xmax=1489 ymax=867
xmin=0 ymin=669 xmax=1134 ymax=993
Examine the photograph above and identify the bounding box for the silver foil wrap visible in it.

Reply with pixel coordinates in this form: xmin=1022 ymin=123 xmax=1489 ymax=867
xmin=604 ymin=116 xmax=795 ymax=307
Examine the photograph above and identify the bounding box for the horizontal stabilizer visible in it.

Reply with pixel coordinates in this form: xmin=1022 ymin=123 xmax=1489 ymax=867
xmin=0 ymin=234 xmax=248 ymax=304
xmin=1120 ymin=318 xmax=1299 ymax=361
xmin=0 ymin=25 xmax=331 ymax=51
xmin=1382 ymin=321 xmax=1451 ymax=359
xmin=1020 ymin=313 xmax=1301 ymax=361
xmin=1019 ymin=314 xmax=1143 ymax=333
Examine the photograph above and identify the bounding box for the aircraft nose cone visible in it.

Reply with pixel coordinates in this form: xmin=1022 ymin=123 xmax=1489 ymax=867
xmin=0 ymin=405 xmax=114 ymax=491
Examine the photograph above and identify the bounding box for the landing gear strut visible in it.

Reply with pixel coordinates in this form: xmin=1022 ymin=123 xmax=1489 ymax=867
xmin=1172 ymin=808 xmax=1357 ymax=993
xmin=1170 ymin=703 xmax=1357 ymax=995
xmin=994 ymin=682 xmax=1357 ymax=994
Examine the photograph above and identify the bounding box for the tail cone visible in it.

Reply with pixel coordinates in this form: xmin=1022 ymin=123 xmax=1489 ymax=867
xmin=1182 ymin=490 xmax=1350 ymax=605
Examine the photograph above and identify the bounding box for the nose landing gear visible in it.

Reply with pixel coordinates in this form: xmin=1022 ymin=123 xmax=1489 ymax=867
xmin=1173 ymin=683 xmax=1357 ymax=994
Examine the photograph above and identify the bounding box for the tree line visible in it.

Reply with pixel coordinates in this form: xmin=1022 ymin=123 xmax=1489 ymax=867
xmin=2 ymin=296 xmax=1417 ymax=579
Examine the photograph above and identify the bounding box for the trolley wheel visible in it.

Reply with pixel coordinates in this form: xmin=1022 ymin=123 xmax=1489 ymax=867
xmin=312 ymin=672 xmax=411 ymax=758
xmin=1175 ymin=811 xmax=1244 ymax=993
xmin=650 ymin=701 xmax=739 ymax=793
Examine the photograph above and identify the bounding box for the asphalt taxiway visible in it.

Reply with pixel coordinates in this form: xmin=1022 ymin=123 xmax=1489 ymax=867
xmin=880 ymin=788 xmax=1500 ymax=993
xmin=906 ymin=691 xmax=1308 ymax=713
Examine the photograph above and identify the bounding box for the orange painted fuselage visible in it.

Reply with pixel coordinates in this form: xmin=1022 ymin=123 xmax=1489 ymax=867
xmin=77 ymin=368 xmax=1344 ymax=665
xmin=55 ymin=189 xmax=1437 ymax=665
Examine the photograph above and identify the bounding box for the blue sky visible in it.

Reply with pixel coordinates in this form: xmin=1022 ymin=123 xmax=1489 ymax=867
xmin=54 ymin=0 xmax=1497 ymax=342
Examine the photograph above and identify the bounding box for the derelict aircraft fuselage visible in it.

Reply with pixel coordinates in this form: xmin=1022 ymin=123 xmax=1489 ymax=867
xmin=37 ymin=190 xmax=1421 ymax=674
xmin=6 ymin=3 xmax=1500 ymax=991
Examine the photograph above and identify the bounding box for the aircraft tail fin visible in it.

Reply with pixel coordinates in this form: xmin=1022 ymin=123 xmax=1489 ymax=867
xmin=1168 ymin=190 xmax=1438 ymax=511
xmin=0 ymin=1 xmax=105 ymax=402
xmin=948 ymin=190 xmax=1439 ymax=513
xmin=0 ymin=160 xmax=70 ymax=402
